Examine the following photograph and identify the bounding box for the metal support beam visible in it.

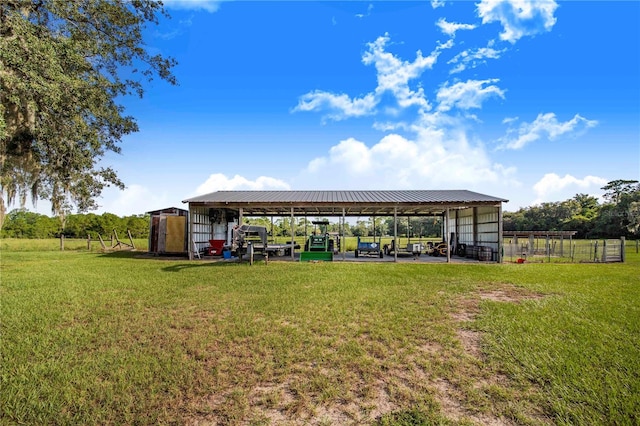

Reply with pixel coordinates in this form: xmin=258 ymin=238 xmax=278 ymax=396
xmin=446 ymin=208 xmax=451 ymax=263
xmin=188 ymin=205 xmax=194 ymax=260
xmin=290 ymin=207 xmax=295 ymax=260
xmin=498 ymin=203 xmax=503 ymax=263
xmin=394 ymin=207 xmax=398 ymax=262
xmin=343 ymin=208 xmax=346 ymax=261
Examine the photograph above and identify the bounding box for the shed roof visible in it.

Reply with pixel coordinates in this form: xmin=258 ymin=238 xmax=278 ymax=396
xmin=183 ymin=190 xmax=508 ymax=217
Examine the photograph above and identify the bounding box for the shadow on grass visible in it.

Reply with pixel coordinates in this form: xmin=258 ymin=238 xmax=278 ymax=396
xmin=161 ymin=260 xmax=251 ymax=272
xmin=94 ymin=249 xmax=266 ymax=271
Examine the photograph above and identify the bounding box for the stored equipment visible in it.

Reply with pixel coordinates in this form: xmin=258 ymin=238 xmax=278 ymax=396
xmin=300 ymin=220 xmax=334 ymax=262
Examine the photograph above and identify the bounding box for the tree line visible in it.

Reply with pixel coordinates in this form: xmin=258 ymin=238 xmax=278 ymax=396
xmin=504 ymin=180 xmax=640 ymax=238
xmin=243 ymin=216 xmax=443 ymax=239
xmin=3 ymin=180 xmax=637 ymax=240
xmin=1 ymin=210 xmax=149 ymax=240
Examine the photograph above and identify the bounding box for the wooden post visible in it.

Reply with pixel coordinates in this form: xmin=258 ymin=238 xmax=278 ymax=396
xmin=621 ymin=237 xmax=626 ymax=263
xmin=60 ymin=234 xmax=64 ymax=251
xmin=98 ymin=233 xmax=106 ymax=250
xmin=546 ymin=236 xmax=550 ymax=262
xmin=87 ymin=234 xmax=91 ymax=250
xmin=248 ymin=242 xmax=254 ymax=266
xmin=602 ymin=239 xmax=607 ymax=262
xmin=127 ymin=229 xmax=136 ymax=250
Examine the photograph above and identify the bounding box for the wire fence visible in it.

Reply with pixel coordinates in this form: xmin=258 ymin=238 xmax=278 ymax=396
xmin=503 ymin=237 xmax=631 ymax=263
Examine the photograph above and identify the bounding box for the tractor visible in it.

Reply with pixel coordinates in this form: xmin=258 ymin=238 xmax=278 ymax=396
xmin=300 ymin=220 xmax=334 ymax=262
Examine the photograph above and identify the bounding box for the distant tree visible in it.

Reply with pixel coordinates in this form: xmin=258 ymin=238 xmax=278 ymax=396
xmin=0 ymin=0 xmax=177 ymax=228
xmin=1 ymin=209 xmax=57 ymax=238
xmin=595 ymin=180 xmax=640 ymax=237
xmin=601 ymin=179 xmax=639 ymax=204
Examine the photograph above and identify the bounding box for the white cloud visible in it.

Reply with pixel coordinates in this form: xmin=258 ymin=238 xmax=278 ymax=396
xmin=447 ymin=45 xmax=506 ymax=74
xmin=431 ymin=0 xmax=446 ymax=9
xmin=294 ymin=33 xmax=442 ymax=120
xmin=162 ymin=0 xmax=224 ymax=13
xmin=436 ymin=18 xmax=477 ymax=37
xmin=292 ymin=91 xmax=377 ymax=121
xmin=477 ymin=0 xmax=558 ymax=43
xmin=363 ymin=33 xmax=439 ymax=110
xmin=301 ymin=127 xmax=517 ymax=191
xmin=436 ymin=79 xmax=506 ymax=112
xmin=499 ymin=113 xmax=598 ymax=150
xmin=355 ymin=3 xmax=374 ymax=19
xmin=195 ymin=173 xmax=290 ymax=195
xmin=101 ymin=184 xmax=172 ymax=216
xmin=532 ymin=173 xmax=607 ymax=204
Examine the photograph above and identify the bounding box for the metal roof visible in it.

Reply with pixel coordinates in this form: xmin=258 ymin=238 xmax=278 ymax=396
xmin=183 ymin=190 xmax=508 ymax=217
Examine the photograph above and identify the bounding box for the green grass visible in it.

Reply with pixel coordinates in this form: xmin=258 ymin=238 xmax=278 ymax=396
xmin=1 ymin=241 xmax=638 ymax=425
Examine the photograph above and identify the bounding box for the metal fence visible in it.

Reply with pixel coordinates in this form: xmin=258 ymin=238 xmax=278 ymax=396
xmin=503 ymin=237 xmax=628 ymax=263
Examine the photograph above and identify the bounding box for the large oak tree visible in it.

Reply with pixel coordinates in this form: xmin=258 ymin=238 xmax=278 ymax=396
xmin=0 ymin=0 xmax=176 ymax=228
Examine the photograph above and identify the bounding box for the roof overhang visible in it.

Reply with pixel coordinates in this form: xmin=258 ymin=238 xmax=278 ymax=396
xmin=183 ymin=190 xmax=508 ymax=217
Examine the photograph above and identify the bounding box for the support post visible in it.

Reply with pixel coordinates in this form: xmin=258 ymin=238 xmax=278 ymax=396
xmin=87 ymin=234 xmax=91 ymax=250
xmin=290 ymin=207 xmax=295 ymax=261
xmin=446 ymin=208 xmax=450 ymax=263
xmin=60 ymin=234 xmax=64 ymax=251
xmin=98 ymin=233 xmax=106 ymax=250
xmin=188 ymin=206 xmax=194 ymax=260
xmin=546 ymin=235 xmax=550 ymax=262
xmin=498 ymin=203 xmax=503 ymax=263
xmin=621 ymin=237 xmax=626 ymax=263
xmin=342 ymin=208 xmax=346 ymax=261
xmin=127 ymin=229 xmax=136 ymax=249
xmin=394 ymin=207 xmax=398 ymax=263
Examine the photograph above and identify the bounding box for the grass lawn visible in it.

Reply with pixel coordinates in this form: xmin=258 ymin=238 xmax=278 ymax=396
xmin=1 ymin=241 xmax=638 ymax=425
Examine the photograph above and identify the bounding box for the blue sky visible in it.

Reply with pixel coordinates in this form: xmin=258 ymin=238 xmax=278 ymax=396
xmin=20 ymin=0 xmax=640 ymax=216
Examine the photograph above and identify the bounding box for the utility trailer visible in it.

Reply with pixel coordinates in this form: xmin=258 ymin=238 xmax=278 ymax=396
xmin=383 ymin=239 xmax=425 ymax=257
xmin=355 ymin=236 xmax=384 ymax=258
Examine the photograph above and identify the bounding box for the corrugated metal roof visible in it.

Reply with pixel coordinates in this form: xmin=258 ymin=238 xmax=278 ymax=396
xmin=183 ymin=190 xmax=507 ymax=204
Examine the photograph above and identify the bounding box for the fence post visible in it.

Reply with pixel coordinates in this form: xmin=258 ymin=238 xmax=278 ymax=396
xmin=621 ymin=237 xmax=626 ymax=263
xmin=571 ymin=243 xmax=575 ymax=263
xmin=87 ymin=234 xmax=91 ymax=250
xmin=60 ymin=234 xmax=65 ymax=251
xmin=636 ymin=239 xmax=638 ymax=254
xmin=546 ymin=236 xmax=550 ymax=262
xmin=602 ymin=239 xmax=607 ymax=262
xmin=593 ymin=241 xmax=598 ymax=262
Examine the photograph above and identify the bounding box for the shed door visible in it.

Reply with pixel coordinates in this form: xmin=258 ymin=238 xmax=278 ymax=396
xmin=165 ymin=215 xmax=186 ymax=253
xmin=150 ymin=215 xmax=160 ymax=253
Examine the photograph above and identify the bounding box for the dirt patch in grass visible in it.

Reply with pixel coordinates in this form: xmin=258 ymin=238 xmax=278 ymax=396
xmin=437 ymin=284 xmax=550 ymax=426
xmin=454 ymin=284 xmax=546 ymax=324
xmin=183 ymin=284 xmax=549 ymax=425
